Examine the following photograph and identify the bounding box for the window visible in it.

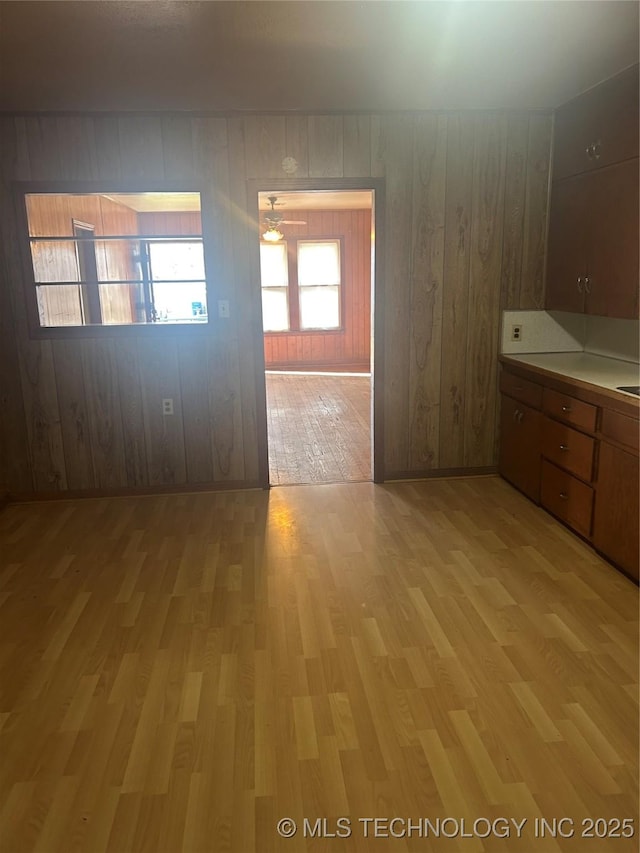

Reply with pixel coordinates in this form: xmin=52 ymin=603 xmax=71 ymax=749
xmin=259 ymin=238 xmax=342 ymax=333
xmin=297 ymin=240 xmax=341 ymax=330
xmin=259 ymin=242 xmax=289 ymax=332
xmin=21 ymin=188 xmax=208 ymax=331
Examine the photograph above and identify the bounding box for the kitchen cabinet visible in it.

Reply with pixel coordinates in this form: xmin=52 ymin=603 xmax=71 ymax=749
xmin=593 ymin=443 xmax=639 ymax=581
xmin=545 ymin=64 xmax=639 ymax=320
xmin=586 ymin=159 xmax=639 ymax=318
xmin=553 ymin=64 xmax=639 ymax=182
xmin=545 ymin=175 xmax=588 ymax=313
xmin=592 ymin=408 xmax=639 ymax=581
xmin=499 ymin=359 xmax=639 ymax=582
xmin=499 ymin=394 xmax=542 ymax=502
xmin=546 ymin=158 xmax=639 ymax=318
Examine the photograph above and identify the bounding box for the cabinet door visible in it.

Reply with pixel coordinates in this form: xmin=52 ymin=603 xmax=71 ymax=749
xmin=593 ymin=442 xmax=639 ymax=581
xmin=585 ymin=158 xmax=639 ymax=319
xmin=499 ymin=396 xmax=542 ymax=502
xmin=545 ymin=176 xmax=587 ymax=313
xmin=553 ymin=64 xmax=639 ymax=181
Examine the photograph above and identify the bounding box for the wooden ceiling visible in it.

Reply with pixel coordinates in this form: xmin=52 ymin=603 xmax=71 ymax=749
xmin=258 ymin=191 xmax=373 ymax=212
xmin=0 ymin=2 xmax=638 ymax=113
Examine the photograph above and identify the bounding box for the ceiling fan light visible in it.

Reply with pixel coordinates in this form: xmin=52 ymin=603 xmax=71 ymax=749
xmin=262 ymin=227 xmax=284 ymax=242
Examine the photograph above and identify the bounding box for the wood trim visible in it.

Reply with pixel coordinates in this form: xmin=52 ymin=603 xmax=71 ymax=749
xmin=8 ymin=480 xmax=264 ymax=502
xmin=2 ymin=109 xmax=555 ymax=120
xmin=266 ymin=361 xmax=370 ymax=373
xmin=385 ymin=466 xmax=498 ymax=481
xmin=499 ymin=356 xmax=640 ymax=417
xmin=248 ymin=177 xmax=385 ymax=483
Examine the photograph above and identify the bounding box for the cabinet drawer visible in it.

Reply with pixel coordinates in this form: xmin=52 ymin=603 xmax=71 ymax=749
xmin=542 ymin=417 xmax=594 ymax=482
xmin=500 ymin=370 xmax=542 ymax=410
xmin=600 ymin=408 xmax=640 ymax=454
xmin=541 ymin=460 xmax=594 ymax=538
xmin=543 ymin=387 xmax=597 ymax=433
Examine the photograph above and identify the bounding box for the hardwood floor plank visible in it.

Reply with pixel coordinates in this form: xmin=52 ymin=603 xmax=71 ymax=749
xmin=0 ymin=477 xmax=637 ymax=852
xmin=265 ymin=372 xmax=371 ymax=485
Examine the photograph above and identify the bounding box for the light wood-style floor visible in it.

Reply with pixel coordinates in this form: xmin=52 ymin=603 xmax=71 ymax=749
xmin=265 ymin=372 xmax=371 ymax=485
xmin=0 ymin=477 xmax=638 ymax=853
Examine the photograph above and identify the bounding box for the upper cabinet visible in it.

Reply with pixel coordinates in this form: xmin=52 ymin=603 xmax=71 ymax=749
xmin=546 ymin=159 xmax=639 ymax=317
xmin=546 ymin=64 xmax=639 ymax=320
xmin=553 ymin=64 xmax=639 ymax=181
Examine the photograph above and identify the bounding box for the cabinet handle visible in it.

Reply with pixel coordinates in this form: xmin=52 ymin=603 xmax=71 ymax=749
xmin=559 ymin=492 xmax=569 ymax=500
xmin=577 ymin=276 xmax=583 ymax=293
xmin=517 ymin=411 xmax=524 ymax=423
xmin=559 ymin=444 xmax=569 ymax=451
xmin=583 ymin=275 xmax=591 ymax=294
xmin=561 ymin=405 xmax=572 ymax=413
xmin=585 ymin=144 xmax=593 ymax=159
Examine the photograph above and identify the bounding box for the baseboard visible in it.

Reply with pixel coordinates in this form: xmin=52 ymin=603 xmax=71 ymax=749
xmin=9 ymin=480 xmax=265 ymax=502
xmin=265 ymin=360 xmax=370 ymax=373
xmin=384 ymin=466 xmax=498 ymax=482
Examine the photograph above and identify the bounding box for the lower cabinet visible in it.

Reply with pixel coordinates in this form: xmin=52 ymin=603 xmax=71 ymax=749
xmin=499 ymin=396 xmax=541 ymax=502
xmin=592 ymin=442 xmax=640 ymax=581
xmin=499 ymin=362 xmax=639 ymax=581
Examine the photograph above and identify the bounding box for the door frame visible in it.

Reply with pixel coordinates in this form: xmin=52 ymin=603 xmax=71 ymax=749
xmin=248 ymin=177 xmax=386 ymax=487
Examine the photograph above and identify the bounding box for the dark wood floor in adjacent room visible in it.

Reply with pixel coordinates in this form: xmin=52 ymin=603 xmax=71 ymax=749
xmin=0 ymin=476 xmax=637 ymax=852
xmin=265 ymin=372 xmax=371 ymax=485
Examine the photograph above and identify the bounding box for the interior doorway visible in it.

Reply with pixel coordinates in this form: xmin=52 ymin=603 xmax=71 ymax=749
xmin=254 ymin=184 xmax=382 ymax=486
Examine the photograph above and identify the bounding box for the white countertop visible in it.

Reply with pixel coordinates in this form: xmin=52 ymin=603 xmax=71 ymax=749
xmin=502 ymin=352 xmax=640 ymax=399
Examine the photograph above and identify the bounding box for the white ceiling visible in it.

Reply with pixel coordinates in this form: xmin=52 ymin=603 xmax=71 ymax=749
xmin=0 ymin=2 xmax=637 ymax=112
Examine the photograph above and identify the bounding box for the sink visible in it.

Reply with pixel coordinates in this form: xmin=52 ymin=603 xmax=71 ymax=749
xmin=616 ymin=385 xmax=640 ymax=396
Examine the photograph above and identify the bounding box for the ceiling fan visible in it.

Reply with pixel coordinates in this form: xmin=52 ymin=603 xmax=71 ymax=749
xmin=261 ymin=195 xmax=306 ymax=241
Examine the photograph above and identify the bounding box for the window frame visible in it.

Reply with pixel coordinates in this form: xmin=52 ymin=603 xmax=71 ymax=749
xmin=260 ymin=234 xmax=345 ymax=336
xmin=14 ymin=180 xmax=214 ymax=339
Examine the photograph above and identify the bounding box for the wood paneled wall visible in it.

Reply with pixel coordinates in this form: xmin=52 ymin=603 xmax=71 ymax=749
xmin=0 ymin=112 xmax=551 ymax=494
xmin=263 ymin=208 xmax=371 ymax=370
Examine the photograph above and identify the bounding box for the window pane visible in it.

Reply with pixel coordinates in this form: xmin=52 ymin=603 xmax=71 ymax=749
xmin=299 ymin=285 xmax=340 ymax=330
xmin=36 ymin=284 xmax=84 ymax=326
xmin=93 ymin=239 xmax=141 ymax=283
xmin=150 ymin=281 xmax=208 ymax=323
xmin=30 ymin=240 xmax=80 ymax=283
xmin=260 ymin=242 xmax=288 ymax=287
xmin=98 ymin=283 xmax=137 ymax=325
xmin=148 ymin=241 xmax=205 ymax=281
xmin=298 ymin=241 xmax=340 ymax=286
xmin=262 ymin=287 xmax=289 ymax=332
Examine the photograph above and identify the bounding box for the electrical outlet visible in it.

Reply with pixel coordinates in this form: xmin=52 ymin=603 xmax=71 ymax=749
xmin=511 ymin=324 xmax=522 ymax=342
xmin=162 ymin=398 xmax=174 ymax=416
xmin=218 ymin=299 xmax=230 ymax=319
